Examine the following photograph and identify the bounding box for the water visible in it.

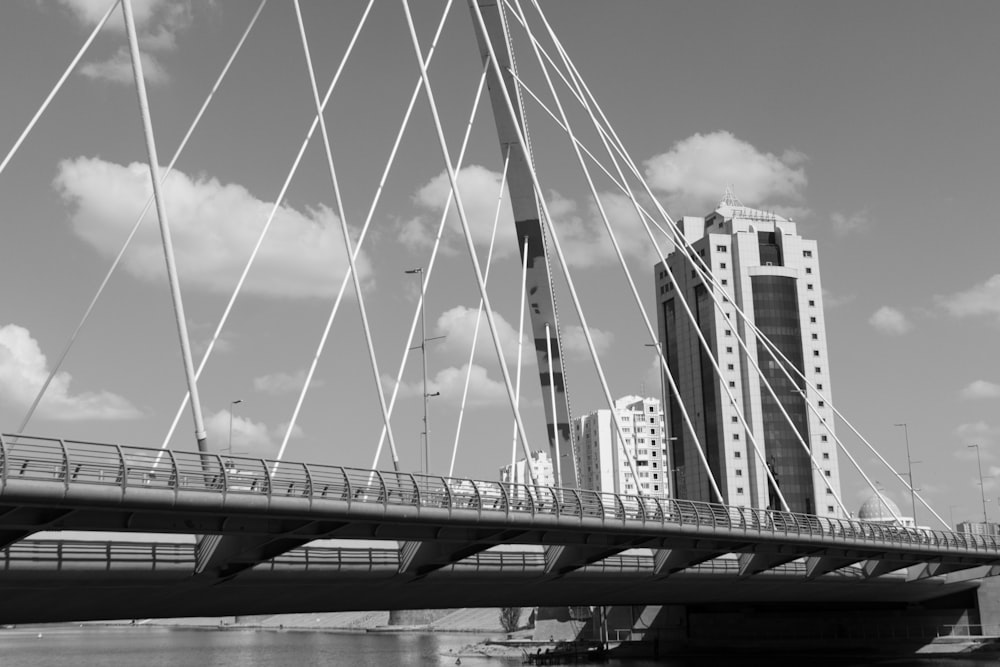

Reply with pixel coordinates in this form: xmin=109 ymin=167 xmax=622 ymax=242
xmin=0 ymin=627 xmax=997 ymax=666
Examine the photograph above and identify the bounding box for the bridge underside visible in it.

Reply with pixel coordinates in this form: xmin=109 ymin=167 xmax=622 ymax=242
xmin=0 ymin=540 xmax=987 ymax=624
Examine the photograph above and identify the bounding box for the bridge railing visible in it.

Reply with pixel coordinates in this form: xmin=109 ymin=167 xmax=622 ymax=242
xmin=2 ymin=432 xmax=1000 ymax=556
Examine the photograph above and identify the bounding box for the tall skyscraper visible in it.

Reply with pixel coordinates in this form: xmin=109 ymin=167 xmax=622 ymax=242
xmin=574 ymin=395 xmax=669 ymax=498
xmin=654 ymin=192 xmax=842 ymax=516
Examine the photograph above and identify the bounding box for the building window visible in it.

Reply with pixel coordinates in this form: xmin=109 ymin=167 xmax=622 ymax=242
xmin=734 ymin=450 xmax=742 ymax=458
xmin=824 ymin=470 xmax=831 ymax=477
xmin=821 ymin=435 xmax=828 ymax=442
xmin=726 ymin=346 xmax=733 ymax=353
xmin=717 ymin=245 xmax=727 ymax=252
xmin=806 ymin=267 xmax=813 ymax=274
xmin=810 ymin=317 xmax=817 ymax=323
xmin=818 ymin=400 xmax=825 ymax=407
xmin=822 ymin=452 xmax=830 ymax=460
xmin=720 ymin=262 xmax=727 ymax=269
xmin=737 ymin=487 xmax=744 ymax=494
xmin=827 ymin=505 xmax=835 ymax=513
xmin=803 ymin=250 xmax=813 ymax=258
xmin=732 ymin=433 xmax=740 ymax=440
xmin=725 ymin=329 xmax=732 ymax=336
xmin=727 ymin=364 xmax=735 ymax=370
xmin=808 ymin=300 xmax=815 ymax=307
xmin=811 ymin=333 xmax=818 ymax=340
xmin=731 ymin=416 xmax=738 ymax=423
xmin=807 ymin=283 xmax=814 ymax=290
xmin=729 ymin=381 xmax=736 ymax=388
xmin=814 ymin=366 xmax=821 ymax=373
xmin=826 ymin=488 xmax=833 ymax=495
xmin=721 ymin=279 xmax=729 ymax=286
xmin=653 ymin=485 xmax=659 ymax=491
xmin=691 ymin=270 xmax=696 ymax=279
xmin=736 ymin=469 xmax=743 ymax=477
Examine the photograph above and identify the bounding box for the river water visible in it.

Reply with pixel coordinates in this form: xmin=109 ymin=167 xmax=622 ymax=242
xmin=0 ymin=627 xmax=997 ymax=666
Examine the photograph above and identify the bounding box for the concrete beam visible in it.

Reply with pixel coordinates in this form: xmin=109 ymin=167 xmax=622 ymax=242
xmin=398 ymin=540 xmax=492 ymax=577
xmin=804 ymin=555 xmax=859 ymax=579
xmin=543 ymin=544 xmax=632 ymax=576
xmin=195 ymin=520 xmax=349 ymax=578
xmin=861 ymin=558 xmax=918 ymax=579
xmin=737 ymin=552 xmax=802 ymax=578
xmin=653 ymin=548 xmax=725 ymax=577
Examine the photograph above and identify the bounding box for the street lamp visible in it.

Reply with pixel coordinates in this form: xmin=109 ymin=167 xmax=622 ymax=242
xmin=894 ymin=423 xmax=919 ymax=525
xmin=405 ymin=268 xmax=444 ymax=474
xmin=227 ymin=399 xmax=243 ymax=456
xmin=969 ymin=444 xmax=989 ymax=524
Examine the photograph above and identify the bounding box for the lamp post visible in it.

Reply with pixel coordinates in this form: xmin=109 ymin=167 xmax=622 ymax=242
xmin=894 ymin=423 xmax=919 ymax=525
xmin=405 ymin=268 xmax=444 ymax=474
xmin=227 ymin=399 xmax=243 ymax=456
xmin=969 ymin=444 xmax=989 ymax=524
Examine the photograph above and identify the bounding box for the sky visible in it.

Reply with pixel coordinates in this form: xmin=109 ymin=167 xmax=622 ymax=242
xmin=1 ymin=0 xmax=999 ymax=530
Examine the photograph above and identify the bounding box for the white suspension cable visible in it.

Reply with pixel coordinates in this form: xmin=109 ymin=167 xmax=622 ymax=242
xmin=399 ymin=0 xmax=539 ymax=485
xmin=287 ymin=0 xmax=398 ymax=466
xmin=510 ymin=235 xmax=530 ymax=472
xmin=122 ymin=0 xmax=207 ymax=449
xmin=0 ymin=0 xmax=119 ymax=178
xmin=469 ymin=1 xmax=659 ymax=499
xmin=20 ymin=0 xmax=269 ymax=436
xmin=448 ymin=150 xmax=511 ymax=477
xmin=509 ymin=0 xmax=737 ymax=505
xmin=161 ymin=0 xmax=374 ymax=451
xmin=369 ymin=41 xmax=488 ymax=472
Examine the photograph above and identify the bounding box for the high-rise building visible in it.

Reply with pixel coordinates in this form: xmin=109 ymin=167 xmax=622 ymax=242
xmin=499 ymin=449 xmax=555 ymax=487
xmin=573 ymin=395 xmax=669 ymax=498
xmin=654 ymin=193 xmax=843 ymax=516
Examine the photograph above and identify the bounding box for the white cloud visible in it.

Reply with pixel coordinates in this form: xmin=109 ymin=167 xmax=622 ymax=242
xmin=937 ymin=275 xmax=1000 ymax=321
xmin=560 ymin=324 xmax=614 ymax=359
xmin=386 ymin=364 xmax=511 ymax=409
xmin=205 ymin=408 xmax=302 ymax=458
xmin=253 ymin=370 xmax=324 ymax=396
xmin=961 ymin=380 xmax=1000 ymax=400
xmin=54 ymin=157 xmax=372 ymax=299
xmin=434 ymin=305 xmax=527 ymax=368
xmin=56 ymin=0 xmax=195 ymax=85
xmin=868 ymin=306 xmax=912 ymax=335
xmin=80 ymin=48 xmax=169 ymax=85
xmin=402 ymin=167 xmax=665 ymax=269
xmin=830 ymin=210 xmax=871 ymax=236
xmin=403 ymin=165 xmax=515 ymax=257
xmin=0 ymin=323 xmax=140 ymax=421
xmin=643 ymin=131 xmax=808 ymax=216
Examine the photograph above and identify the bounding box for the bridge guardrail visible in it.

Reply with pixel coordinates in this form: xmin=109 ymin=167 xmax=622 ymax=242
xmin=2 ymin=432 xmax=1000 ymax=557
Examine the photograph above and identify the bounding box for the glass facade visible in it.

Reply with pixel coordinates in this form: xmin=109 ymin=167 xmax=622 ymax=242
xmin=662 ymin=298 xmax=686 ymax=498
xmin=757 ymin=231 xmax=783 ymax=266
xmin=751 ymin=275 xmax=812 ymax=513
xmin=694 ymin=285 xmax=722 ymax=495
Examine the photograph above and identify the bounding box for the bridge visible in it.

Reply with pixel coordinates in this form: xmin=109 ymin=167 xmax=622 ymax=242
xmin=0 ymin=0 xmax=992 ymax=632
xmin=1 ymin=433 xmax=997 ymax=623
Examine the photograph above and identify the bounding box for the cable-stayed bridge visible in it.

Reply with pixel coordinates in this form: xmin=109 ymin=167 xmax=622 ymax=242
xmin=0 ymin=0 xmax=993 ymax=628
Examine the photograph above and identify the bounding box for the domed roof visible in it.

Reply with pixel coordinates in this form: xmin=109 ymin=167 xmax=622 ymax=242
xmin=857 ymin=494 xmax=902 ymax=522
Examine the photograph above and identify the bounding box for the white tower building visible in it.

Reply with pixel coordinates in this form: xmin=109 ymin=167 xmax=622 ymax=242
xmin=574 ymin=396 xmax=669 ymax=498
xmin=654 ymin=192 xmax=843 ymax=517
